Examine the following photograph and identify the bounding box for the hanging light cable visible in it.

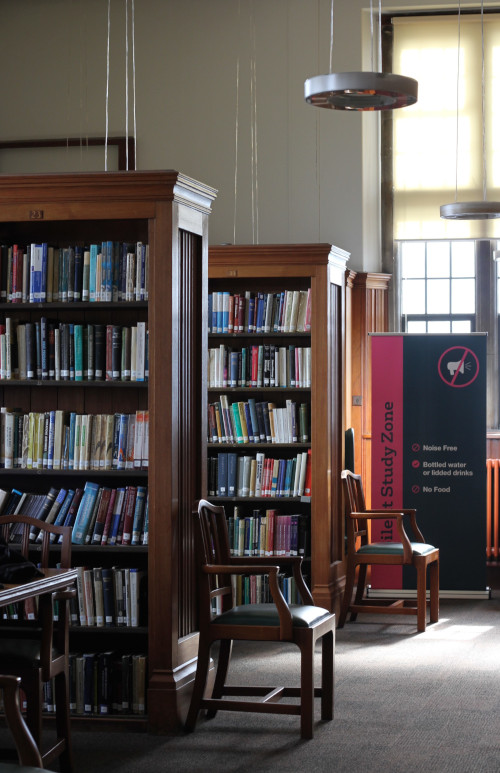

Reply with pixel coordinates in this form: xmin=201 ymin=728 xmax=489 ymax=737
xmin=441 ymin=0 xmax=500 ymax=219
xmin=304 ymin=0 xmax=417 ymax=111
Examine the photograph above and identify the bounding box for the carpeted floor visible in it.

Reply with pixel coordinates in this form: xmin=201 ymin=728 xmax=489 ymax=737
xmin=3 ymin=594 xmax=500 ymax=772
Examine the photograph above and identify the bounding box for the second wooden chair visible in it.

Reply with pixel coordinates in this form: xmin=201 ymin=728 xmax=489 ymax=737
xmin=340 ymin=470 xmax=439 ymax=632
xmin=185 ymin=499 xmax=335 ymax=739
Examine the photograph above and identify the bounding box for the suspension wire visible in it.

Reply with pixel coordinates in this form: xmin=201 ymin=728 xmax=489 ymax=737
xmin=105 ymin=0 xmax=111 ymax=171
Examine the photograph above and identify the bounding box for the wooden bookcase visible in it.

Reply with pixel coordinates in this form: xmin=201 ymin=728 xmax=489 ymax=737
xmin=0 ymin=171 xmax=217 ymax=732
xmin=208 ymin=244 xmax=349 ymax=612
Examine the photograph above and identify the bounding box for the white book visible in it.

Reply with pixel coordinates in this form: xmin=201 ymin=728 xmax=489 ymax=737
xmin=298 ymin=451 xmax=308 ymax=496
xmin=255 ymin=452 xmax=265 ymax=497
xmin=293 ymin=452 xmax=303 ymax=497
xmin=135 ymin=321 xmax=146 ymax=382
xmin=288 ymin=290 xmax=301 ymax=333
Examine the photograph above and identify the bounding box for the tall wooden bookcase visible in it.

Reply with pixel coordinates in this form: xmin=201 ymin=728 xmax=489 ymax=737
xmin=0 ymin=171 xmax=217 ymax=732
xmin=208 ymin=243 xmax=349 ymax=612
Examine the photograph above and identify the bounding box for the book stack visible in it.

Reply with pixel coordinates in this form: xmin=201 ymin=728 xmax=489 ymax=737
xmin=0 ymin=317 xmax=148 ymax=382
xmin=73 ymin=565 xmax=147 ymax=628
xmin=231 ymin=571 xmax=308 ymax=606
xmin=208 ymin=344 xmax=311 ymax=388
xmin=208 ymin=288 xmax=311 ymax=334
xmin=227 ymin=507 xmax=309 ymax=557
xmin=67 ymin=651 xmax=147 ymax=716
xmin=0 ymin=241 xmax=149 ymax=304
xmin=0 ymin=482 xmax=148 ymax=547
xmin=0 ymin=408 xmax=149 ymax=471
xmin=208 ymin=397 xmax=309 ymax=445
xmin=209 ymin=449 xmax=311 ymax=499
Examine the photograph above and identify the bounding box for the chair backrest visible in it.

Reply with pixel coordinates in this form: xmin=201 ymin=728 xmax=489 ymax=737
xmin=0 ymin=514 xmax=72 ymax=569
xmin=0 ymin=674 xmax=43 ymax=767
xmin=194 ymin=500 xmax=234 ymax=625
xmin=341 ymin=470 xmax=369 ymax=551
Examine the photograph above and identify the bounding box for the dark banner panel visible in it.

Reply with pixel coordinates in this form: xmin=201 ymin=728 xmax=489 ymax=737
xmin=371 ymin=334 xmax=487 ymax=593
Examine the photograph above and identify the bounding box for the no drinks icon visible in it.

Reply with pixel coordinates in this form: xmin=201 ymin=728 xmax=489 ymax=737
xmin=438 ymin=346 xmax=480 ymax=388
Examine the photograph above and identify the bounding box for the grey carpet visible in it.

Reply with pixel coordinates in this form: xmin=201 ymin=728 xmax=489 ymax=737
xmin=3 ymin=594 xmax=500 ymax=772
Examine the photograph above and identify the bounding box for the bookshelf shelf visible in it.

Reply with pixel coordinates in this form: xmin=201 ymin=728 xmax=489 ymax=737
xmin=0 ymin=171 xmax=217 ymax=732
xmin=208 ymin=243 xmax=348 ymax=612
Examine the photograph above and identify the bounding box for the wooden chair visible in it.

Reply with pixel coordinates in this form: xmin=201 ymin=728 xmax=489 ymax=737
xmin=185 ymin=500 xmax=335 ymax=740
xmin=340 ymin=470 xmax=439 ymax=632
xmin=0 ymin=515 xmax=75 ymax=772
xmin=0 ymin=674 xmax=44 ymax=771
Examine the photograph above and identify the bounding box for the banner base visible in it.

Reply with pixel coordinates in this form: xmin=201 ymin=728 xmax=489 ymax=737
xmin=367 ymin=586 xmax=491 ymax=600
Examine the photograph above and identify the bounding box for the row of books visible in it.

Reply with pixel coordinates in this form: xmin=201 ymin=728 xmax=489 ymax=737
xmin=73 ymin=565 xmax=147 ymax=627
xmin=5 ymin=653 xmax=147 ymax=717
xmin=0 ymin=241 xmax=149 ymax=304
xmin=208 ymin=344 xmax=311 ymax=389
xmin=228 ymin=508 xmax=309 ymax=557
xmin=208 ymin=449 xmax=312 ymax=498
xmin=208 ymin=288 xmax=311 ymax=334
xmin=0 ymin=482 xmax=149 ymax=546
xmin=0 ymin=317 xmax=148 ymax=382
xmin=208 ymin=397 xmax=310 ymax=445
xmin=0 ymin=409 xmax=149 ymax=471
xmin=231 ymin=572 xmax=307 ymax=606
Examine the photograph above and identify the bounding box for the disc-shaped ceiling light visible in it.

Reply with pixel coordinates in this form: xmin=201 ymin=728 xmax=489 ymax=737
xmin=441 ymin=1 xmax=500 ymax=220
xmin=304 ymin=0 xmax=418 ymax=112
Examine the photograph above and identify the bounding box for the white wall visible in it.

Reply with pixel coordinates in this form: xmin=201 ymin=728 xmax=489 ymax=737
xmin=0 ymin=0 xmax=473 ymax=270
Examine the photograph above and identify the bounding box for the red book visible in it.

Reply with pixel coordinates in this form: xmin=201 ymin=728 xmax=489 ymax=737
xmin=118 ymin=485 xmax=138 ymax=545
xmin=251 ymin=346 xmax=259 ymax=387
xmin=105 ymin=324 xmax=113 ymax=380
xmin=100 ymin=488 xmax=117 ymax=545
xmin=228 ymin=293 xmax=234 ymax=333
xmin=237 ymin=295 xmax=245 ymax=333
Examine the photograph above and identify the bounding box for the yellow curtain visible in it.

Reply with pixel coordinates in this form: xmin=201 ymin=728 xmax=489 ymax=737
xmin=393 ymin=13 xmax=500 ymax=239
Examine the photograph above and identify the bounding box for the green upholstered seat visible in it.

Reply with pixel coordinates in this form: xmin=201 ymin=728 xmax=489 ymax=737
xmin=212 ymin=603 xmax=331 ymax=628
xmin=357 ymin=542 xmax=436 ymax=556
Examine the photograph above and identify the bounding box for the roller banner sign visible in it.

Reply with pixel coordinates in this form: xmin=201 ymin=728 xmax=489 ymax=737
xmin=370 ymin=333 xmax=486 ymax=593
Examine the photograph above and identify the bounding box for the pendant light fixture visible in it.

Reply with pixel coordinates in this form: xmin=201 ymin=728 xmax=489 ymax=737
xmin=441 ymin=1 xmax=500 ymax=220
xmin=304 ymin=0 xmax=417 ymax=111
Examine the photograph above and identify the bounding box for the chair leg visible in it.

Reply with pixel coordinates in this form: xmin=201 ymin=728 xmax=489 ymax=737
xmin=206 ymin=638 xmax=232 ymax=720
xmin=320 ymin=630 xmax=334 ymax=722
xmin=338 ymin=560 xmax=357 ymax=628
xmin=350 ymin=564 xmax=367 ymax=622
xmin=54 ymin=669 xmax=74 ymax=773
xmin=416 ymin=558 xmax=427 ymax=632
xmin=185 ymin=637 xmax=212 ymax=732
xmin=300 ymin=635 xmax=314 ymax=740
xmin=24 ymin=671 xmax=43 ymax=751
xmin=429 ymin=557 xmax=439 ymax=624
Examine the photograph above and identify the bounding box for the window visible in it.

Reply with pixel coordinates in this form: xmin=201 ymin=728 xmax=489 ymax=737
xmin=399 ymin=239 xmax=475 ymax=332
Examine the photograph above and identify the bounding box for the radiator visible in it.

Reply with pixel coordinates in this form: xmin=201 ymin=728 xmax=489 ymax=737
xmin=486 ymin=459 xmax=500 ymax=561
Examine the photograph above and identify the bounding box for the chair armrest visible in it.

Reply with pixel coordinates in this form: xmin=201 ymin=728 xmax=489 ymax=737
xmin=0 ymin=675 xmax=43 ymax=767
xmin=231 ymin=555 xmax=314 ymax=604
xmin=363 ymin=509 xmax=426 ymax=542
xmin=350 ymin=511 xmax=413 ymax=562
xmin=203 ymin=563 xmax=293 ymax=640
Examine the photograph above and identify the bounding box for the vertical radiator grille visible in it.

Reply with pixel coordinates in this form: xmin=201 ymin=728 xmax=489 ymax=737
xmin=486 ymin=459 xmax=500 ymax=561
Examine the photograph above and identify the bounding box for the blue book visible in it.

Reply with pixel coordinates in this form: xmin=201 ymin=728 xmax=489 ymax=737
xmin=141 ymin=492 xmax=149 ymax=545
xmin=277 ymin=459 xmax=286 ymax=497
xmin=68 ymin=412 xmax=77 ymax=470
xmin=130 ymin=485 xmax=147 ymax=545
xmin=255 ymin=293 xmax=265 ymax=333
xmin=217 ymin=452 xmax=228 ymax=496
xmin=116 ymin=413 xmax=129 ymax=470
xmin=89 ymin=244 xmax=98 ymax=301
xmin=71 ymin=481 xmax=100 ymax=544
xmin=227 ymin=453 xmax=238 ymax=497
xmin=108 ymin=487 xmax=126 ymax=545
xmin=112 ymin=242 xmax=121 ymax=301
xmin=40 ymin=243 xmax=48 ymax=302
xmin=51 ymin=488 xmax=75 ymax=538
xmin=221 ymin=291 xmax=230 ymax=333
xmin=47 ymin=410 xmax=56 ymax=469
